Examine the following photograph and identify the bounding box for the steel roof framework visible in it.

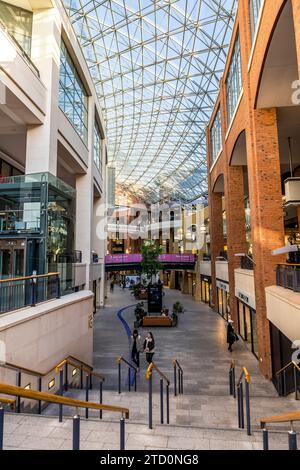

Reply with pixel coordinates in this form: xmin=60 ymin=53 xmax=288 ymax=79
xmin=64 ymin=0 xmax=236 ymax=202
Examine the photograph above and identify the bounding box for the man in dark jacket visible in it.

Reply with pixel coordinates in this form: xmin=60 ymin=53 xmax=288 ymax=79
xmin=227 ymin=319 xmax=236 ymax=352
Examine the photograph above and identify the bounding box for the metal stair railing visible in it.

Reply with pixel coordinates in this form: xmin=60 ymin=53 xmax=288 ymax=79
xmin=173 ymin=359 xmax=184 ymax=396
xmin=229 ymin=361 xmax=251 ymax=436
xmin=146 ymin=362 xmax=170 ymax=429
xmin=260 ymin=411 xmax=300 ymax=450
xmin=0 ymin=382 xmax=129 ymax=450
xmin=0 ymin=355 xmax=105 ymax=417
xmin=117 ymin=356 xmax=138 ymax=394
xmin=276 ymin=361 xmax=300 ymax=400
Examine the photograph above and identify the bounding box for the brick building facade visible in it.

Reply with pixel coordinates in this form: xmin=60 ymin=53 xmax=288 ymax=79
xmin=206 ymin=0 xmax=300 ymax=381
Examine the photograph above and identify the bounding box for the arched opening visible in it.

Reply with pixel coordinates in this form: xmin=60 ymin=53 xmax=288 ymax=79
xmin=256 ymin=0 xmax=298 ymax=108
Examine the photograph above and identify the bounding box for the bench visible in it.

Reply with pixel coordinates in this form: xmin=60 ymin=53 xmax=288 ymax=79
xmin=142 ymin=316 xmax=172 ymax=327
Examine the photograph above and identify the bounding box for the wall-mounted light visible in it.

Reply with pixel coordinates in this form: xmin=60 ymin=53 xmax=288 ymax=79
xmin=72 ymin=368 xmax=77 ymax=377
xmin=48 ymin=379 xmax=55 ymax=390
xmin=24 ymin=383 xmax=31 ymax=390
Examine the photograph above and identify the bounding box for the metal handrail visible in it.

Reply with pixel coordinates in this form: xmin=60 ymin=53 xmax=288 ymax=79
xmin=229 ymin=362 xmax=251 ymax=436
xmin=146 ymin=362 xmax=170 ymax=385
xmin=55 ymin=359 xmax=105 ymax=382
xmin=237 ymin=367 xmax=251 ymax=386
xmin=173 ymin=358 xmax=183 ymax=396
xmin=0 ymin=272 xmax=60 ymax=284
xmin=1 ymin=354 xmax=101 ymax=381
xmin=118 ymin=356 xmax=137 ymax=372
xmin=275 ymin=361 xmax=300 ymax=400
xmin=117 ymin=356 xmax=137 ymax=394
xmin=276 ymin=361 xmax=300 ymax=376
xmin=0 ymin=383 xmax=129 ymax=418
xmin=146 ymin=362 xmax=170 ymax=429
xmin=260 ymin=412 xmax=300 ymax=450
xmin=173 ymin=358 xmax=183 ymax=371
xmin=261 ymin=411 xmax=300 ymax=428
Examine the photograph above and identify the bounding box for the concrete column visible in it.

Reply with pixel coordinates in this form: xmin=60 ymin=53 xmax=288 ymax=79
xmin=75 ymin=98 xmax=94 ymax=287
xmin=209 ymin=192 xmax=224 ymax=310
xmin=225 ymin=166 xmax=248 ymax=324
xmin=246 ymin=108 xmax=285 ymax=378
xmin=26 ymin=7 xmax=61 ymax=175
xmin=92 ymin=195 xmax=106 ymax=307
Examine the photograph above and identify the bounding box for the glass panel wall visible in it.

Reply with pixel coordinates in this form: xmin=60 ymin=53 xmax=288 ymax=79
xmin=0 ymin=1 xmax=33 ymax=56
xmin=249 ymin=0 xmax=263 ymax=41
xmin=226 ymin=35 xmax=242 ymax=125
xmin=59 ymin=41 xmax=88 ymax=145
xmin=94 ymin=121 xmax=103 ymax=175
xmin=211 ymin=107 xmax=222 ymax=164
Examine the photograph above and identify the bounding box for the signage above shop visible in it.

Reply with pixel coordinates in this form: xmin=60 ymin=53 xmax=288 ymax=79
xmin=216 ymin=280 xmax=229 ymax=292
xmin=235 ymin=288 xmax=256 ymax=310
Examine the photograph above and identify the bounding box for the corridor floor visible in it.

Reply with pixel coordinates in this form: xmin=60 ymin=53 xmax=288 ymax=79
xmin=94 ymin=286 xmax=275 ymax=396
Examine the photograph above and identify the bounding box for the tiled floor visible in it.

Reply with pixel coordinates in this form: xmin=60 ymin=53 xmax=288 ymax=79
xmin=3 ymin=287 xmax=300 ymax=450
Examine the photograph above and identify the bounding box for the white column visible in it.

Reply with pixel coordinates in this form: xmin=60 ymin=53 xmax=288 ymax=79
xmin=75 ymin=98 xmax=94 ymax=287
xmin=93 ymin=195 xmax=107 ymax=307
xmin=25 ymin=7 xmax=61 ymax=175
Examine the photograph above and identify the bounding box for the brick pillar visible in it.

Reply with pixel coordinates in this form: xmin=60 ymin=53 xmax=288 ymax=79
xmin=194 ymin=260 xmax=201 ymax=302
xmin=210 ymin=191 xmax=225 ymax=310
xmin=246 ymin=108 xmax=285 ymax=378
xmin=225 ymin=166 xmax=248 ymax=324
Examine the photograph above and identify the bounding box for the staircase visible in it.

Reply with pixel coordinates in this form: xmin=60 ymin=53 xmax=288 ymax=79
xmin=1 ymin=356 xmax=300 ymax=450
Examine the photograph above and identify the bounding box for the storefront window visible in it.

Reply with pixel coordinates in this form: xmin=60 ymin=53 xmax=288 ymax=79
xmin=238 ymin=301 xmax=246 ymax=339
xmin=238 ymin=300 xmax=258 ymax=359
xmin=251 ymin=310 xmax=259 ymax=357
xmin=0 ymin=1 xmax=33 ymax=56
xmin=211 ymin=107 xmax=222 ymax=164
xmin=201 ymin=277 xmax=211 ymax=304
xmin=59 ymin=41 xmax=88 ymax=145
xmin=226 ymin=35 xmax=242 ymax=125
xmin=244 ymin=306 xmax=252 ymax=344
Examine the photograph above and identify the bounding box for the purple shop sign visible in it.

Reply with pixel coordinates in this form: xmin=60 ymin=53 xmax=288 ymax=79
xmin=105 ymin=253 xmax=195 ymax=264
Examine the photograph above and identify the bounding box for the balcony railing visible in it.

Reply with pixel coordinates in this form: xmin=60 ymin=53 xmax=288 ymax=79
xmin=240 ymin=255 xmax=254 ymax=271
xmin=0 ymin=273 xmax=60 ymax=314
xmin=276 ymin=264 xmax=300 ymax=292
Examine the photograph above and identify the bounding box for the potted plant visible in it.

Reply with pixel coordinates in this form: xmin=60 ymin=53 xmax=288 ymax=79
xmin=173 ymin=301 xmax=184 ymax=315
xmin=171 ymin=301 xmax=184 ymax=327
xmin=134 ymin=302 xmax=146 ymax=327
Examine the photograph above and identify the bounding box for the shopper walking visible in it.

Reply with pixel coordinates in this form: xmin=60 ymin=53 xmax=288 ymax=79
xmin=110 ymin=281 xmax=114 ymax=292
xmin=130 ymin=329 xmax=142 ymax=371
xmin=144 ymin=332 xmax=155 ymax=364
xmin=227 ymin=319 xmax=237 ymax=352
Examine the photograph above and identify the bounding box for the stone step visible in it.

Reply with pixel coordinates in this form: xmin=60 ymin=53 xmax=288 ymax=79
xmin=2 ymin=412 xmax=296 ymax=450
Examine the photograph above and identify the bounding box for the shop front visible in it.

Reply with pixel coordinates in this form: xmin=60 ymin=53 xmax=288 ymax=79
xmin=201 ymin=275 xmax=211 ymax=305
xmin=236 ymin=289 xmax=258 ymax=359
xmin=216 ymin=280 xmax=230 ymax=320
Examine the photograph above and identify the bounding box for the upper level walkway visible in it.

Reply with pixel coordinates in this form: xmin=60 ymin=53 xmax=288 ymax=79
xmin=105 ymin=253 xmax=195 ymax=272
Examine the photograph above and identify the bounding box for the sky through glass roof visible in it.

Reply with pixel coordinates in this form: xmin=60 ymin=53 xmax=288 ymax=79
xmin=64 ymin=0 xmax=236 ymax=203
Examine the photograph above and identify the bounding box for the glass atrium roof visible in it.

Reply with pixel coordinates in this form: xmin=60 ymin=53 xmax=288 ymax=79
xmin=64 ymin=0 xmax=236 ymax=203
